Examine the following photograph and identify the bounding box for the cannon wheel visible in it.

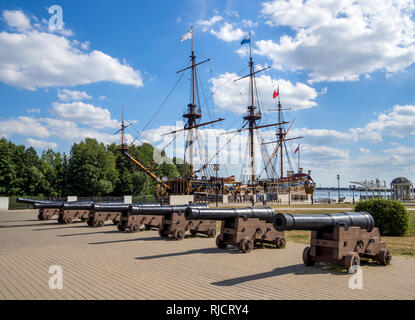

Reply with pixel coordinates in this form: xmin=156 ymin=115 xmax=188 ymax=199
xmin=158 ymin=229 xmax=169 ymax=238
xmin=207 ymin=229 xmax=216 ymax=238
xmin=97 ymin=220 xmax=105 ymax=228
xmin=144 ymin=224 xmax=152 ymax=231
xmin=64 ymin=217 xmax=73 ymax=224
xmin=239 ymin=237 xmax=254 ymax=253
xmin=345 ymin=252 xmax=360 ymax=271
xmin=174 ymin=229 xmax=185 ymax=241
xmin=216 ymin=235 xmax=227 ymax=249
xmin=273 ymin=237 xmax=286 ymax=249
xmin=302 ymin=246 xmax=315 ymax=266
xmin=130 ymin=224 xmax=139 ymax=233
xmin=376 ymin=249 xmax=392 ymax=266
xmin=117 ymin=222 xmax=125 ymax=232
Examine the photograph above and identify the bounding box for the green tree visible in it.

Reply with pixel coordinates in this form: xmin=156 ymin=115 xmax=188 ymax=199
xmin=68 ymin=138 xmax=118 ymax=196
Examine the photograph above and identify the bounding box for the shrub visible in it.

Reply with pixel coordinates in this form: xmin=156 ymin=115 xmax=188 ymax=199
xmin=354 ymin=199 xmax=409 ymax=236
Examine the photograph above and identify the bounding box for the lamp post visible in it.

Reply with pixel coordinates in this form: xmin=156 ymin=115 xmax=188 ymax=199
xmin=350 ymin=185 xmax=356 ymax=204
xmin=213 ymin=164 xmax=220 ymax=207
xmin=337 ymin=174 xmax=340 ymax=204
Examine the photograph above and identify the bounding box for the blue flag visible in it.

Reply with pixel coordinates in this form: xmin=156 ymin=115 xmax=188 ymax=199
xmin=240 ymin=36 xmax=250 ymax=45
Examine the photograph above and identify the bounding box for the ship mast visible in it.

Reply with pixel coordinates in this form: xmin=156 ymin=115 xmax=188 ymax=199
xmin=235 ymin=32 xmax=269 ymax=185
xmin=116 ymin=105 xmax=170 ymax=190
xmin=183 ymin=26 xmax=201 ymax=178
xmin=277 ymin=93 xmax=284 ymax=178
xmin=175 ymin=26 xmax=222 ymax=178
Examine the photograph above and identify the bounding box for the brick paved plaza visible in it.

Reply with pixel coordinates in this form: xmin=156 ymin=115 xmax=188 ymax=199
xmin=0 ymin=209 xmax=414 ymax=300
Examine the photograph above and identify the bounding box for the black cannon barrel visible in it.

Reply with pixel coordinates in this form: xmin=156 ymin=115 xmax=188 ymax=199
xmin=185 ymin=206 xmax=275 ymax=223
xmin=35 ymin=201 xmax=92 ymax=210
xmin=92 ymin=202 xmax=161 ymax=212
xmin=129 ymin=204 xmax=208 ymax=216
xmin=61 ymin=201 xmax=96 ymax=211
xmin=33 ymin=202 xmax=66 ymax=209
xmin=273 ymin=212 xmax=374 ymax=232
xmin=17 ymin=197 xmax=56 ymax=204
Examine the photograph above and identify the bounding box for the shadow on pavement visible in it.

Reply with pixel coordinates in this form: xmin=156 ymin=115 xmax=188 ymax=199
xmin=0 ymin=222 xmax=61 ymax=228
xmin=89 ymin=235 xmax=178 ymax=245
xmin=136 ymin=246 xmax=241 ymax=260
xmin=58 ymin=230 xmax=120 ymax=237
xmin=212 ymin=264 xmax=347 ymax=286
xmin=0 ymin=219 xmax=39 ymax=223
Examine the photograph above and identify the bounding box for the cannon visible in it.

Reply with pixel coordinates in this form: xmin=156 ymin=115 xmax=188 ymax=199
xmin=273 ymin=212 xmax=391 ymax=270
xmin=32 ymin=201 xmax=66 ymax=221
xmin=128 ymin=204 xmax=215 ymax=240
xmin=91 ymin=202 xmax=161 ymax=229
xmin=185 ymin=207 xmax=285 ymax=253
xmin=17 ymin=197 xmax=61 ymax=220
xmin=58 ymin=202 xmax=96 ymax=224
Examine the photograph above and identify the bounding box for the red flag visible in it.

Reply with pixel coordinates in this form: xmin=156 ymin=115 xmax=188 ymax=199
xmin=273 ymin=89 xmax=279 ymax=99
xmin=295 ymin=145 xmax=300 ymax=154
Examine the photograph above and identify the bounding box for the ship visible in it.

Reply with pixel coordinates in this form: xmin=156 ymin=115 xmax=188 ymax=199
xmin=118 ymin=28 xmax=315 ymax=200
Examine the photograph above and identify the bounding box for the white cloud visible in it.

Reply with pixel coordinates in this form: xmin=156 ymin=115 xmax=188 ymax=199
xmin=225 ymin=10 xmax=239 ymax=18
xmin=0 ymin=116 xmax=49 ymax=138
xmin=358 ymin=104 xmax=415 ymax=142
xmin=2 ymin=10 xmax=31 ymax=31
xmin=257 ymin=0 xmax=415 ymax=82
xmin=301 ymin=144 xmax=349 ymax=161
xmin=359 ymin=147 xmax=370 ymax=154
xmin=40 ymin=117 xmax=126 ymax=146
xmin=209 ymin=73 xmax=318 ymax=114
xmin=50 ymin=101 xmax=119 ymax=129
xmin=0 ymin=10 xmax=143 ymax=90
xmin=26 ymin=138 xmax=57 ymax=149
xmin=196 ymin=15 xmax=223 ymax=31
xmin=210 ymin=22 xmax=245 ymax=42
xmin=242 ymin=19 xmax=258 ymax=28
xmin=289 ymin=128 xmax=358 ymax=145
xmin=27 ymin=108 xmax=40 ymax=113
xmin=58 ymin=89 xmax=92 ymax=102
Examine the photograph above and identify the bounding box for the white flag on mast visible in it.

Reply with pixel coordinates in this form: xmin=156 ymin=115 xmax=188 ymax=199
xmin=181 ymin=29 xmax=193 ymax=42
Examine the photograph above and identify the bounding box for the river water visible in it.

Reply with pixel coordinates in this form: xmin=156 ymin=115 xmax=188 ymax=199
xmin=313 ymin=189 xmax=391 ymax=202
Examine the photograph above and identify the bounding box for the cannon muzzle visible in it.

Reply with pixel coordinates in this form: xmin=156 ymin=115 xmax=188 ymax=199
xmin=185 ymin=207 xmax=275 ymax=222
xmin=129 ymin=204 xmax=208 ymax=216
xmin=273 ymin=212 xmax=374 ymax=232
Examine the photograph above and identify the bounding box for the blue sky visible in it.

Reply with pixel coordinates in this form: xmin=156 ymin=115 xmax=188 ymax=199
xmin=1 ymin=0 xmax=415 ymax=187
